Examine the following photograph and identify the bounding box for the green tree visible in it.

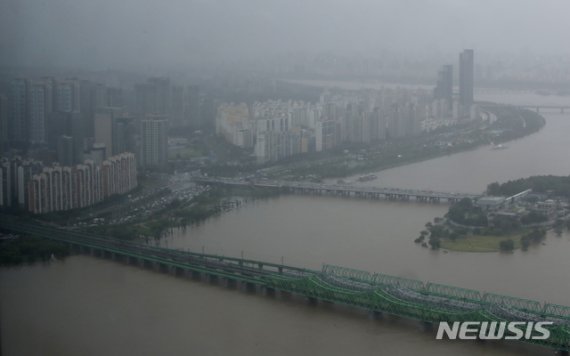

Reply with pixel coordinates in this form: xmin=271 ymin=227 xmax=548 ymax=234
xmin=499 ymin=239 xmax=515 ymax=252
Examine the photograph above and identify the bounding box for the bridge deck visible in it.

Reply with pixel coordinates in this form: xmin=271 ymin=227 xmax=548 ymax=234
xmin=194 ymin=178 xmax=481 ymax=203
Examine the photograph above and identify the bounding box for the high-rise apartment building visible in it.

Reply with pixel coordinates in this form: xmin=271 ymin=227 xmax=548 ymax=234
xmin=55 ymin=79 xmax=80 ymax=113
xmin=25 ymin=153 xmax=137 ymax=214
xmin=459 ymin=49 xmax=474 ymax=109
xmin=0 ymin=95 xmax=8 ymax=154
xmin=141 ymin=116 xmax=168 ymax=168
xmin=8 ymin=79 xmax=29 ymax=147
xmin=434 ymin=65 xmax=453 ymax=104
xmin=29 ymin=80 xmax=52 ymax=145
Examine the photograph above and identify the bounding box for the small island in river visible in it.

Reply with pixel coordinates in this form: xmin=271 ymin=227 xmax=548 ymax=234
xmin=415 ymin=175 xmax=570 ymax=252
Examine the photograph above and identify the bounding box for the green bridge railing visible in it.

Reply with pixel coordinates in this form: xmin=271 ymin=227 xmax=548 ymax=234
xmin=1 ymin=214 xmax=569 ymax=352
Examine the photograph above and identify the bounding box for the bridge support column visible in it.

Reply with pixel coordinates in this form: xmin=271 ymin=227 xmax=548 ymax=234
xmin=226 ymin=279 xmax=237 ymax=289
xmin=174 ymin=267 xmax=184 ymax=277
xmin=209 ymin=274 xmax=219 ymax=284
xmin=265 ymin=287 xmax=276 ymax=297
xmin=158 ymin=263 xmax=169 ymax=273
xmin=245 ymin=282 xmax=256 ymax=293
xmin=191 ymin=270 xmax=201 ymax=281
xmin=152 ymin=261 xmax=161 ymax=272
xmin=371 ymin=311 xmax=383 ymax=320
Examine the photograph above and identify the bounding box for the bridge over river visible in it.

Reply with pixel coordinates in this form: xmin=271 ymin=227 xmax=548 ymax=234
xmin=194 ymin=177 xmax=482 ymax=204
xmin=1 ymin=214 xmax=569 ymax=353
xmin=480 ymin=102 xmax=570 ymax=114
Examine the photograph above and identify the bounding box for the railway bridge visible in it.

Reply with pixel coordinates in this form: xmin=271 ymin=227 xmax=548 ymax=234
xmin=1 ymin=214 xmax=569 ymax=353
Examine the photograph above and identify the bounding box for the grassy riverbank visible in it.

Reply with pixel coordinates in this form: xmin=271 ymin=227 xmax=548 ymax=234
xmin=440 ymin=234 xmax=523 ymax=252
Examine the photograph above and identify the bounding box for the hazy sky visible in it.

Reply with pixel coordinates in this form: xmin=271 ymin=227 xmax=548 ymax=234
xmin=1 ymin=0 xmax=569 ymax=70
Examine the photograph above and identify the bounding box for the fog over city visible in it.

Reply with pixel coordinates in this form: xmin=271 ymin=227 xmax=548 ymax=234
xmin=2 ymin=0 xmax=570 ymax=70
xmin=2 ymin=1 xmax=570 ymax=356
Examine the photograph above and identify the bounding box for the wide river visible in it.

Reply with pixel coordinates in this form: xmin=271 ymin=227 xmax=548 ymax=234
xmin=2 ymin=88 xmax=570 ymax=355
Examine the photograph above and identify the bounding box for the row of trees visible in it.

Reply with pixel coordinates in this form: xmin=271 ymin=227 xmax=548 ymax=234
xmin=0 ymin=236 xmax=70 ymax=266
xmin=447 ymin=198 xmax=488 ymax=226
xmin=487 ymin=175 xmax=570 ymax=198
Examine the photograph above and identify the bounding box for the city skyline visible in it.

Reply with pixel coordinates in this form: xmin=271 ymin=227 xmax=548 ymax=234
xmin=2 ymin=2 xmax=570 ymax=355
xmin=2 ymin=0 xmax=570 ymax=71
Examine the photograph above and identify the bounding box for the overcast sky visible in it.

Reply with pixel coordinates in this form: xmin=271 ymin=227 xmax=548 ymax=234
xmin=1 ymin=0 xmax=569 ymax=70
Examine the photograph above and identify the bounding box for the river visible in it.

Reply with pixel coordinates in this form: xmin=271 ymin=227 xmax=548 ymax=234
xmin=2 ymin=88 xmax=570 ymax=355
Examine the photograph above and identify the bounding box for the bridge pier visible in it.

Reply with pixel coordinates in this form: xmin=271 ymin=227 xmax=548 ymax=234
xmin=150 ymin=261 xmax=159 ymax=271
xmin=172 ymin=266 xmax=182 ymax=276
xmin=158 ymin=263 xmax=169 ymax=274
xmin=141 ymin=259 xmax=151 ymax=269
xmin=371 ymin=310 xmax=383 ymax=320
xmin=191 ymin=270 xmax=201 ymax=281
xmin=265 ymin=287 xmax=276 ymax=297
xmin=307 ymin=296 xmax=318 ymax=306
xmin=245 ymin=282 xmax=256 ymax=293
xmin=209 ymin=274 xmax=219 ymax=284
xmin=226 ymin=279 xmax=237 ymax=289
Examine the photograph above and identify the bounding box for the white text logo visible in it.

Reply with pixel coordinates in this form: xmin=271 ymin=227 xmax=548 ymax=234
xmin=436 ymin=321 xmax=553 ymax=340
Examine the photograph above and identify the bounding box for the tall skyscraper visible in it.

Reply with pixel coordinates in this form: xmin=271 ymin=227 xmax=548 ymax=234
xmin=135 ymin=77 xmax=172 ymax=116
xmin=94 ymin=109 xmax=115 ymax=159
xmin=8 ymin=79 xmax=29 ymax=148
xmin=112 ymin=116 xmax=139 ymax=157
xmin=29 ymin=80 xmax=52 ymax=145
xmin=141 ymin=115 xmax=168 ymax=168
xmin=185 ymin=85 xmax=201 ymax=128
xmin=106 ymin=87 xmax=124 ymax=108
xmin=55 ymin=79 xmax=80 ymax=113
xmin=0 ymin=95 xmax=8 ymax=154
xmin=57 ymin=135 xmax=75 ymax=166
xmin=459 ymin=49 xmax=474 ymax=109
xmin=434 ymin=65 xmax=453 ymax=102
